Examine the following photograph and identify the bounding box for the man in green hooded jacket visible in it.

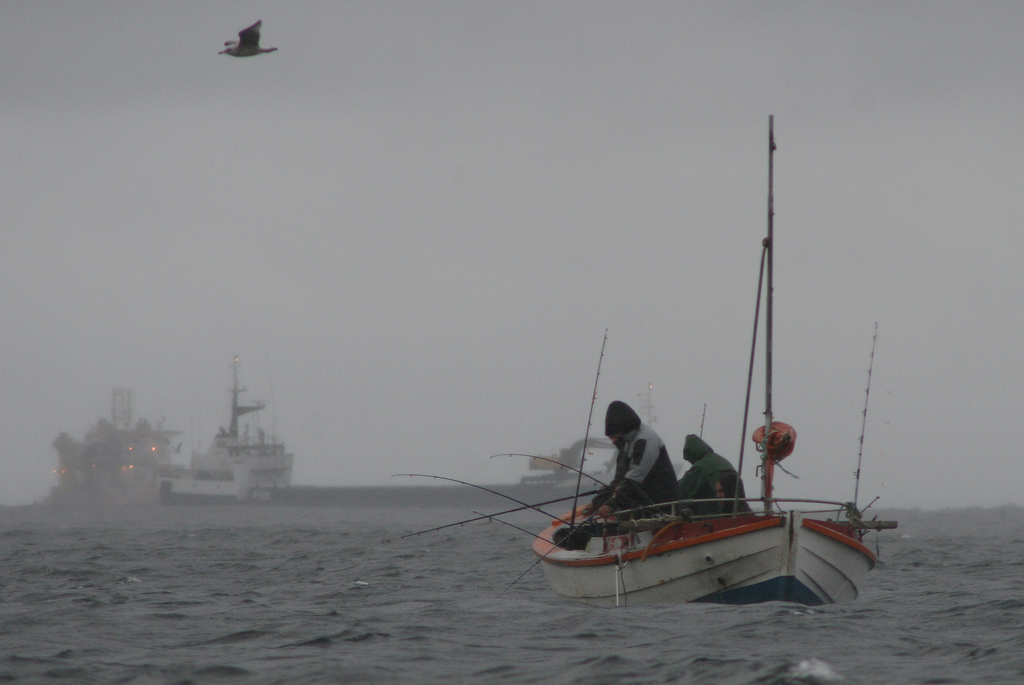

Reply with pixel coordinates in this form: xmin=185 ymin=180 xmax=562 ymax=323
xmin=677 ymin=434 xmax=744 ymax=517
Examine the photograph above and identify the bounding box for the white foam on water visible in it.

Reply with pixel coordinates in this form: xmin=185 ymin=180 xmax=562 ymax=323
xmin=789 ymin=658 xmax=842 ymax=681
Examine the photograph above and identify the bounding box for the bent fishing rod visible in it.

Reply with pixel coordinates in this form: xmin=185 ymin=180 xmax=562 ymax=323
xmin=503 ymin=557 xmax=545 ymax=594
xmin=500 ymin=503 xmax=620 ymax=594
xmin=392 ymin=474 xmax=570 ymax=521
xmin=499 ymin=516 xmax=597 ymax=594
xmin=488 ymin=453 xmax=611 ymax=488
xmin=571 ymin=330 xmax=609 ymax=527
xmin=853 ymin=322 xmax=879 ymax=509
xmin=471 ymin=511 xmax=549 ymax=542
xmin=382 ymin=489 xmax=598 ymax=543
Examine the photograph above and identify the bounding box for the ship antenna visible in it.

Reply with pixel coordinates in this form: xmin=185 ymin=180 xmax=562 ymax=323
xmin=570 ymin=330 xmax=608 ymax=527
xmin=853 ymin=323 xmax=879 ymax=508
xmin=267 ymin=356 xmax=277 ymax=442
xmin=637 ymin=383 xmax=655 ymax=425
xmin=230 ymin=355 xmax=239 ymax=439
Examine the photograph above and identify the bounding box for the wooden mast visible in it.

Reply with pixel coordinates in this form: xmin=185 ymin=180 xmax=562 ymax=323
xmin=761 ymin=116 xmax=777 ymax=509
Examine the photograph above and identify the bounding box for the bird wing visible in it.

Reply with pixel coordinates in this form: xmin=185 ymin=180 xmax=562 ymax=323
xmin=237 ymin=20 xmax=263 ymax=48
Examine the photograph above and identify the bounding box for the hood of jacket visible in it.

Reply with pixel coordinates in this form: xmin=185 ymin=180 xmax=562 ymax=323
xmin=604 ymin=401 xmax=642 ymax=437
xmin=682 ymin=434 xmax=715 ymax=464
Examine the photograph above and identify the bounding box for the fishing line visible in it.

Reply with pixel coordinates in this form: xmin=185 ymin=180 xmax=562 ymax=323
xmin=382 ymin=490 xmax=598 ymax=543
xmin=392 ymin=474 xmax=562 ymax=520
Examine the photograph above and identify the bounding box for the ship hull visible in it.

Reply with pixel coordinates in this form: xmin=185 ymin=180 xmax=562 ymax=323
xmin=159 ymin=473 xmax=287 ymax=504
xmin=534 ymin=512 xmax=874 ymax=607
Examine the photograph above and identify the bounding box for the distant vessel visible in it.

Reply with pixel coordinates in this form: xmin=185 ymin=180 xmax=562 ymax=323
xmin=52 ymin=389 xmax=181 ymax=505
xmin=160 ymin=357 xmax=293 ymax=504
xmin=518 ymin=438 xmax=618 ymax=488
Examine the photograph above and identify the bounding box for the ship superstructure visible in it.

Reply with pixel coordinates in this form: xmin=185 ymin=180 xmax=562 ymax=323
xmin=52 ymin=389 xmax=181 ymax=505
xmin=160 ymin=357 xmax=293 ymax=503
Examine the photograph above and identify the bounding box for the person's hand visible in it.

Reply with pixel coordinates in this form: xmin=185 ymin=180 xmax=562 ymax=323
xmin=596 ymin=504 xmax=612 ymax=518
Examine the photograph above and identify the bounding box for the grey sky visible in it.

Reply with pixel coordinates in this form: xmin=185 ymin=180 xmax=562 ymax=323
xmin=2 ymin=2 xmax=1021 ymax=508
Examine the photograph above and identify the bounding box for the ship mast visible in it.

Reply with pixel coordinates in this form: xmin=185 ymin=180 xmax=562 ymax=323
xmin=227 ymin=355 xmax=264 ymax=439
xmin=765 ymin=116 xmax=775 ymax=434
xmin=760 ymin=116 xmax=777 ymax=508
xmin=636 ymin=383 xmax=656 ymax=425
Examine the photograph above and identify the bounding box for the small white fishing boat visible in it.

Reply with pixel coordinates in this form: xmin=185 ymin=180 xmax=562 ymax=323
xmin=533 ymin=498 xmax=888 ymax=607
xmin=533 ymin=118 xmax=896 ymax=606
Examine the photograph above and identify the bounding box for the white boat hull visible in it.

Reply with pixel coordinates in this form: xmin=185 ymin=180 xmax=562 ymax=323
xmin=535 ymin=512 xmax=874 ymax=607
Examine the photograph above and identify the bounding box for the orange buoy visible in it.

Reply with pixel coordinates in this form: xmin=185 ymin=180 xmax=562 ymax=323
xmin=752 ymin=422 xmax=797 ymax=461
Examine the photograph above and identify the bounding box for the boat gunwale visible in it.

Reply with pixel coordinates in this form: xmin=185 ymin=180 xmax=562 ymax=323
xmin=535 ymin=515 xmax=785 ymax=568
xmin=801 ymin=517 xmax=876 ymax=565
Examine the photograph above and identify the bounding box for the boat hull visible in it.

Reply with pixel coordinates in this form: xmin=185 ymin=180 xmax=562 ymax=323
xmin=158 ymin=477 xmax=285 ymax=504
xmin=535 ymin=512 xmax=874 ymax=607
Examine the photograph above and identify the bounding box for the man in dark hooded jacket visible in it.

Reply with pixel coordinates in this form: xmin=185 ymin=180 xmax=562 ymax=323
xmin=584 ymin=401 xmax=677 ymax=516
xmin=677 ymin=434 xmax=745 ymax=517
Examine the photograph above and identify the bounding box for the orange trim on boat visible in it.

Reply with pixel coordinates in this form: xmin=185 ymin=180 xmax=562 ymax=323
xmin=536 ymin=516 xmax=785 ymax=567
xmin=801 ymin=519 xmax=876 ymax=564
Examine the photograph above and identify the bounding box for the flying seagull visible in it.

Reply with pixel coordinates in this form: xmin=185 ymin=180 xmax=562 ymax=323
xmin=219 ymin=20 xmax=277 ymax=57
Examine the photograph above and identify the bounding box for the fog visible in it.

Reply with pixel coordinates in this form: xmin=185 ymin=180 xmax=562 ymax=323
xmin=2 ymin=2 xmax=1021 ymax=509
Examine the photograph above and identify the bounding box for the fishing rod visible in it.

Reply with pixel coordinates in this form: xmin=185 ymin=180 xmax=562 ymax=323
xmin=503 ymin=557 xmax=545 ymax=594
xmin=699 ymin=404 xmax=707 ymax=438
xmin=483 ymin=516 xmax=555 ymax=594
xmin=382 ymin=489 xmax=598 ymax=543
xmin=471 ymin=511 xmax=548 ymax=542
xmin=853 ymin=323 xmax=879 ymax=508
xmin=501 ymin=518 xmax=592 ymax=594
xmin=392 ymin=474 xmax=565 ymax=520
xmin=488 ymin=453 xmax=611 ymax=488
xmin=571 ymin=330 xmax=609 ymax=527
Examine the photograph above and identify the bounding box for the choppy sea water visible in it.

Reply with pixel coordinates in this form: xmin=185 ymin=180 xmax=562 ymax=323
xmin=1 ymin=502 xmax=1023 ymax=685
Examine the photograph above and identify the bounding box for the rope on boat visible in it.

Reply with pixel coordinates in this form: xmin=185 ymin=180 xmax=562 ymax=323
xmin=614 ymin=550 xmax=627 ymax=607
xmin=736 ymin=241 xmax=768 ymax=517
xmin=641 ymin=521 xmax=686 ymax=562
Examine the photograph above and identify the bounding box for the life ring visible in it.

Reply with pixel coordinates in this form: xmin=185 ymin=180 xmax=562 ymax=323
xmin=752 ymin=422 xmax=797 ymax=462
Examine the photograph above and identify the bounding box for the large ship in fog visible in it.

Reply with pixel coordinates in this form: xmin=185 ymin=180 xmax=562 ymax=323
xmin=51 ymin=389 xmax=181 ymax=505
xmin=159 ymin=357 xmax=293 ymax=503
